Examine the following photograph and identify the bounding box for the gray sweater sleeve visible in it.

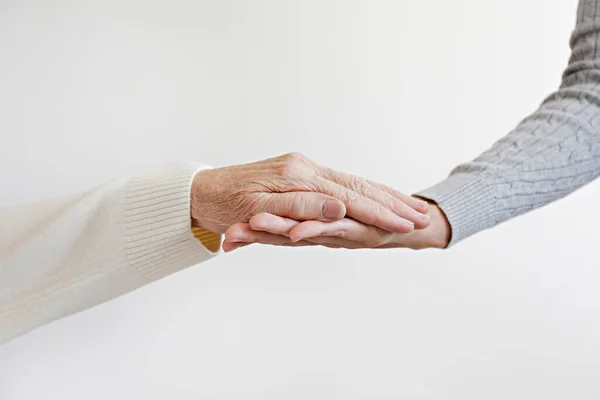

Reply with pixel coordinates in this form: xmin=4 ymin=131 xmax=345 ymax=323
xmin=416 ymin=0 xmax=600 ymax=246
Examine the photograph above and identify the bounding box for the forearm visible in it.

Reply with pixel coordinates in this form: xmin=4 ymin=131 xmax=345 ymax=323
xmin=417 ymin=0 xmax=600 ymax=246
xmin=0 ymin=162 xmax=219 ymax=344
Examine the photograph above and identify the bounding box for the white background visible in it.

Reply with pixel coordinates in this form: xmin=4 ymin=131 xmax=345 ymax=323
xmin=1 ymin=0 xmax=599 ymax=398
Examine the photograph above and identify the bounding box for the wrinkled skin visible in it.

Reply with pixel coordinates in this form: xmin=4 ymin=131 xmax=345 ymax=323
xmin=191 ymin=152 xmax=430 ymax=235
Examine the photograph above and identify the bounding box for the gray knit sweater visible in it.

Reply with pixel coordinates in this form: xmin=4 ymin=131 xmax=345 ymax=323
xmin=417 ymin=0 xmax=600 ymax=246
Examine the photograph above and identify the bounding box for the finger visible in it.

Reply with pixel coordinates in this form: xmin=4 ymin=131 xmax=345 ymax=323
xmin=225 ymin=221 xmax=369 ymax=250
xmin=288 ymin=218 xmax=392 ymax=247
xmin=314 ymin=178 xmax=414 ymax=233
xmin=319 ymin=167 xmax=430 ymax=226
xmin=248 ymin=214 xmax=386 ymax=247
xmin=247 ymin=214 xmax=396 ymax=248
xmin=367 ymin=181 xmax=430 ymax=214
xmin=222 ymin=241 xmax=250 ymax=252
xmin=319 ymin=169 xmax=430 ymax=229
xmin=224 ymin=236 xmax=348 ymax=250
xmin=249 ymin=213 xmax=300 ymax=235
xmin=263 ymin=192 xmax=346 ymax=222
xmin=225 ymin=223 xmax=314 ymax=247
xmin=303 ymin=236 xmax=363 ymax=249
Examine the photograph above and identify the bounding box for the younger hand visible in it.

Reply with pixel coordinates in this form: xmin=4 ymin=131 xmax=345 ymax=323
xmin=223 ymin=202 xmax=451 ymax=251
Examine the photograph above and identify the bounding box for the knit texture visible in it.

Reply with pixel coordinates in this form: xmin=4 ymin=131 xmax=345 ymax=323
xmin=124 ymin=162 xmax=220 ymax=280
xmin=417 ymin=0 xmax=600 ymax=245
xmin=0 ymin=162 xmax=220 ymax=344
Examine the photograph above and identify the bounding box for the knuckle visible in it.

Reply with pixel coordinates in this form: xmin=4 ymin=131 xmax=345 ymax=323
xmin=350 ymin=175 xmax=368 ymax=193
xmin=369 ymin=203 xmax=384 ymax=221
xmin=343 ymin=190 xmax=361 ymax=204
xmin=226 ymin=225 xmax=248 ymax=241
xmin=277 ymin=152 xmax=316 ymax=178
xmin=289 ymin=193 xmax=306 ymax=216
xmin=276 ymin=159 xmax=302 ymax=179
xmin=394 ymin=203 xmax=407 ymax=218
xmin=282 ymin=152 xmax=306 ymax=161
xmin=244 ymin=233 xmax=258 ymax=243
xmin=333 ymin=228 xmax=349 ymax=239
xmin=273 ymin=154 xmax=322 ymax=189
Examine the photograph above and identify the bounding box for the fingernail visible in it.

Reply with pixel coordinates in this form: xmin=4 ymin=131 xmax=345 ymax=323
xmin=419 ymin=201 xmax=430 ymax=210
xmin=322 ymin=199 xmax=345 ymax=219
xmin=421 ymin=213 xmax=431 ymax=221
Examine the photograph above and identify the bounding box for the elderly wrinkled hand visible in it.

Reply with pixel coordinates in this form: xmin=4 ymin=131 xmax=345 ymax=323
xmin=191 ymin=152 xmax=430 ymax=235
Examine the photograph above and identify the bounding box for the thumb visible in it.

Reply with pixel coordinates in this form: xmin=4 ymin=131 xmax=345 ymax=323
xmin=264 ymin=192 xmax=346 ymax=222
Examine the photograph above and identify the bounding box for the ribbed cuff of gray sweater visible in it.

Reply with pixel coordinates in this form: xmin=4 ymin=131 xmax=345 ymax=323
xmin=416 ymin=173 xmax=500 ymax=247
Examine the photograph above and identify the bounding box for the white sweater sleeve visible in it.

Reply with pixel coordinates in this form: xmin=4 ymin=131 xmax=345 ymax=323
xmin=0 ymin=161 xmax=221 ymax=344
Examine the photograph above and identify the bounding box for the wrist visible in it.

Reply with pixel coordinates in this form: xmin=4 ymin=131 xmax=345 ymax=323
xmin=190 ymin=168 xmax=219 ymax=232
xmin=189 ymin=169 xmax=224 ymax=250
xmin=423 ymin=204 xmax=451 ymax=249
xmin=386 ymin=203 xmax=450 ymax=250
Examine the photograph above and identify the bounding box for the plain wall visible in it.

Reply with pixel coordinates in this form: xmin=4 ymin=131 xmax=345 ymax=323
xmin=1 ymin=0 xmax=599 ymax=399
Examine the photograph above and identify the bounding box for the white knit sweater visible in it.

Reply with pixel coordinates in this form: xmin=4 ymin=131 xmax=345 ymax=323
xmin=0 ymin=162 xmax=221 ymax=344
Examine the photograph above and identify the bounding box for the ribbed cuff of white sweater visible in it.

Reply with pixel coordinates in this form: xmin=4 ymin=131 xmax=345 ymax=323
xmin=416 ymin=173 xmax=499 ymax=246
xmin=0 ymin=161 xmax=223 ymax=344
xmin=124 ymin=162 xmax=221 ymax=280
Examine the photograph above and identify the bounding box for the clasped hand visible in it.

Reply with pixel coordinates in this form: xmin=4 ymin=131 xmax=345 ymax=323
xmin=191 ymin=153 xmax=450 ymax=252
